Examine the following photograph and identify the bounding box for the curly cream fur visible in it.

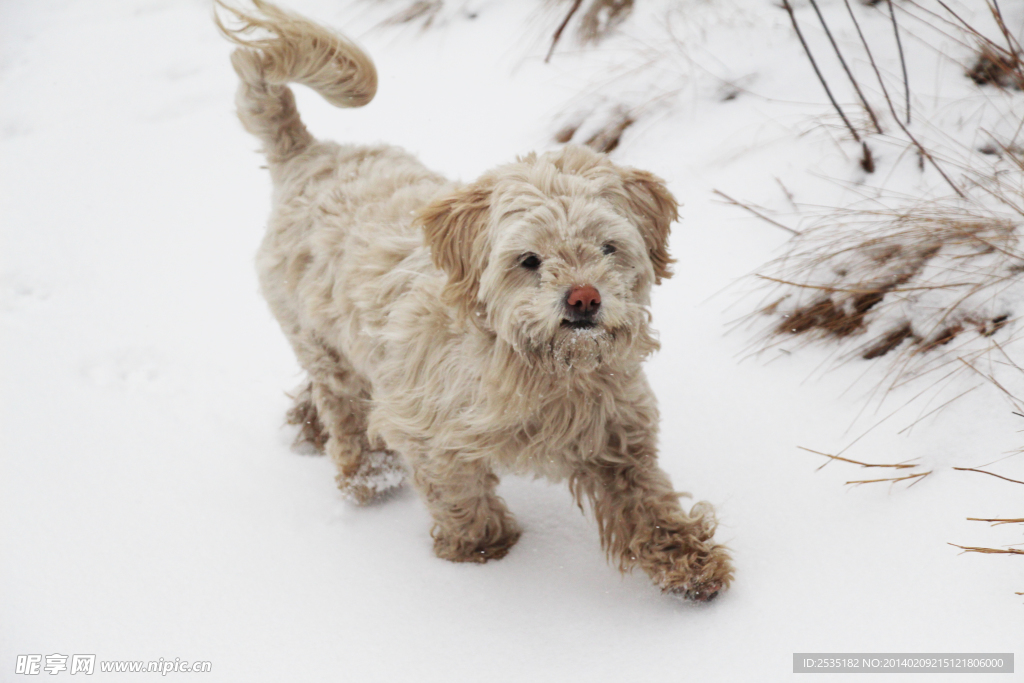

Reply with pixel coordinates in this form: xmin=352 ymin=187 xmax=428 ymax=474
xmin=218 ymin=1 xmax=732 ymax=600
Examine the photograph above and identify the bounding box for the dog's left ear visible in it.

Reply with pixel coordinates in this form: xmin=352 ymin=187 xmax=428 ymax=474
xmin=614 ymin=168 xmax=678 ymax=283
xmin=418 ymin=180 xmax=494 ymax=316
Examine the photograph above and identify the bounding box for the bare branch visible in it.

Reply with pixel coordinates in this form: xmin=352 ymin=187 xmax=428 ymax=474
xmin=545 ymin=0 xmax=583 ymax=63
xmin=781 ymin=0 xmax=862 ymax=144
xmin=953 ymin=466 xmax=1024 ymax=486
xmin=808 ymin=0 xmax=882 ymax=133
xmin=888 ymin=0 xmax=911 ymax=124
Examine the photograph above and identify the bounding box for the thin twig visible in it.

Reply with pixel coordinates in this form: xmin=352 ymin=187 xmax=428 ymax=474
xmin=545 ymin=0 xmax=583 ymax=63
xmin=713 ymin=190 xmax=800 ymax=235
xmin=799 ymin=446 xmax=916 ymax=470
xmin=897 ymin=385 xmax=979 ymax=435
xmin=808 ymin=0 xmax=882 ymax=133
xmin=844 ymin=0 xmax=900 ymax=125
xmin=897 ymin=123 xmax=964 ymax=198
xmin=854 ymin=5 xmax=963 ymax=195
xmin=949 ymin=543 xmax=1024 ymax=555
xmin=756 ymin=274 xmax=969 ymax=293
xmin=956 ymin=357 xmax=1024 ymax=410
xmin=967 ymin=517 xmax=1024 ymax=525
xmin=781 ymin=0 xmax=861 ymax=144
xmin=953 ymin=466 xmax=1024 ymax=486
xmin=935 ymin=0 xmax=980 ymax=35
xmin=847 ymin=470 xmax=931 ymax=486
xmin=888 ymin=0 xmax=910 ymax=124
xmin=989 ymin=0 xmax=1022 ymax=57
xmin=934 ymin=0 xmax=1017 ymax=57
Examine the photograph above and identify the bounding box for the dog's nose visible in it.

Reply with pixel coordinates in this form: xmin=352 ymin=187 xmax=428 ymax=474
xmin=566 ymin=285 xmax=601 ymax=316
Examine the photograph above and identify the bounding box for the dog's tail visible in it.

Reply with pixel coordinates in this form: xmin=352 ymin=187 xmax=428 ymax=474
xmin=214 ymin=0 xmax=377 ymax=162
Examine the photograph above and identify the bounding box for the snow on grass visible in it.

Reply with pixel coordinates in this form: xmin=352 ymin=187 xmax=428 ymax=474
xmin=2 ymin=1 xmax=1021 ymax=681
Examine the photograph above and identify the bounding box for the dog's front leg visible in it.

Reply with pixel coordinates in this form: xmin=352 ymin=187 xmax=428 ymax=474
xmin=409 ymin=451 xmax=521 ymax=563
xmin=571 ymin=448 xmax=733 ymax=601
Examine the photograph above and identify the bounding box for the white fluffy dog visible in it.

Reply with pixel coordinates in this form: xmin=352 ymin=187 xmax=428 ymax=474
xmin=218 ymin=0 xmax=732 ymax=600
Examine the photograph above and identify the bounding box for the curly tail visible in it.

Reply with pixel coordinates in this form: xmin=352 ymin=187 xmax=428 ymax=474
xmin=214 ymin=0 xmax=377 ymax=162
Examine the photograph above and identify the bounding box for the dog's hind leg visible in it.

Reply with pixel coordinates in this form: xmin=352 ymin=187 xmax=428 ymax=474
xmin=408 ymin=452 xmax=521 ymax=563
xmin=299 ymin=341 xmax=404 ymax=504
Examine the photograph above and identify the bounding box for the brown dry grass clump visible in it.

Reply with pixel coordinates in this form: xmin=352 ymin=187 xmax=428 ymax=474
xmin=967 ymin=41 xmax=1024 ymax=90
xmin=555 ymin=108 xmax=636 ymax=153
xmin=761 ymin=211 xmax=1021 ymax=362
xmin=950 ymin=0 xmax=1024 ymax=92
xmin=576 ymin=0 xmax=635 ymax=44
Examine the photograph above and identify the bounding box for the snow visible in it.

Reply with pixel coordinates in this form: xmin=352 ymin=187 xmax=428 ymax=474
xmin=2 ymin=0 xmax=1021 ymax=681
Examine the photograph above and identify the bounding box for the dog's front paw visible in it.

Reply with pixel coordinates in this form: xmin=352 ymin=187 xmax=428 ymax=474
xmin=640 ymin=502 xmax=733 ymax=602
xmin=432 ymin=523 xmax=521 ymax=564
xmin=656 ymin=542 xmax=734 ymax=603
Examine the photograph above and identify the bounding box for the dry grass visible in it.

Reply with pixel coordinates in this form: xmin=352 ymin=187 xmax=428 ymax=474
xmin=556 ymin=107 xmax=636 ymax=153
xmin=800 ymin=446 xmax=916 ymax=470
xmin=900 ymin=1 xmax=1024 ymax=92
xmin=545 ymin=0 xmax=636 ymax=61
xmin=577 ymin=0 xmax=634 ymax=44
xmin=953 ymin=466 xmax=1024 ymax=486
xmin=968 ymin=517 xmax=1024 ymax=525
xmin=378 ymin=1 xmax=637 ymax=46
xmin=378 ymin=0 xmax=444 ymax=29
xmin=800 ymin=445 xmax=1022 ymax=573
xmin=846 ymin=470 xmax=931 ymax=486
xmin=949 ymin=364 xmax=1024 ymax=581
xmin=758 ymin=208 xmax=1023 ymax=364
xmin=946 ymin=0 xmax=1024 ymax=91
xmin=949 ymin=543 xmax=1024 ymax=555
xmin=750 ymin=0 xmax=1024 ymax=378
xmin=800 ymin=447 xmax=931 ymax=487
xmin=967 ymin=41 xmax=1024 ymax=90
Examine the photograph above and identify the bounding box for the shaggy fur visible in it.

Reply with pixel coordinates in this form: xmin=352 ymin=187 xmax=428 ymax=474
xmin=217 ymin=0 xmax=733 ymax=600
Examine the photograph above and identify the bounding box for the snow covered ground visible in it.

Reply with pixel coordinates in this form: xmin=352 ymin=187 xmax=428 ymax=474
xmin=2 ymin=0 xmax=1021 ymax=681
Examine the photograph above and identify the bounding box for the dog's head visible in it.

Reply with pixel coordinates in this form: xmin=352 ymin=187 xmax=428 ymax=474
xmin=418 ymin=145 xmax=677 ymax=371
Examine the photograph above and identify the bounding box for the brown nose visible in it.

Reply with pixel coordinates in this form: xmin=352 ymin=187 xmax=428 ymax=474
xmin=566 ymin=285 xmax=602 ymax=315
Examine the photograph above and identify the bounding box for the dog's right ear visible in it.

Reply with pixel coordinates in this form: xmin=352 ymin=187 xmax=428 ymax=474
xmin=417 ymin=181 xmax=494 ymax=317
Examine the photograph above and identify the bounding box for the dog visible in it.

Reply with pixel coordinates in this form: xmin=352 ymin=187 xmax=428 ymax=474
xmin=217 ymin=0 xmax=733 ymax=601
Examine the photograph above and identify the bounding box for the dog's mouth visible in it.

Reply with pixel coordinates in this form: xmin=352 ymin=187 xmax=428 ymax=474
xmin=561 ymin=319 xmax=598 ymax=331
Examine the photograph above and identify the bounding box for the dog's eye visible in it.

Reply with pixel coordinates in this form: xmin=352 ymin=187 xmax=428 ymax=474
xmin=602 ymin=243 xmax=617 ymax=255
xmin=520 ymin=254 xmax=542 ymax=270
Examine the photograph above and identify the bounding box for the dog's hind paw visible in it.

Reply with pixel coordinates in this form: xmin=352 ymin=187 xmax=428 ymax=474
xmin=337 ymin=450 xmax=406 ymax=505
